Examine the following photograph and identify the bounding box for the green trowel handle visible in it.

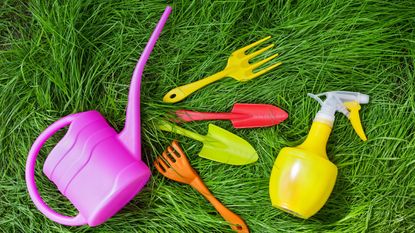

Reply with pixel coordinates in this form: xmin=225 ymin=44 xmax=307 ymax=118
xmin=158 ymin=121 xmax=205 ymax=142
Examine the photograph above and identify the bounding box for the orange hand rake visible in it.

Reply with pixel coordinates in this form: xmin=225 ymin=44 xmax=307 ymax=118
xmin=154 ymin=141 xmax=249 ymax=233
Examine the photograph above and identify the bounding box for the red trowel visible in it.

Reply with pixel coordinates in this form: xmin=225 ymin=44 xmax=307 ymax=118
xmin=176 ymin=103 xmax=288 ymax=129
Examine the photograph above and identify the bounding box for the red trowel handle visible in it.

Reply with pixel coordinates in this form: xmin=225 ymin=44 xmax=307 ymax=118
xmin=176 ymin=103 xmax=288 ymax=129
xmin=176 ymin=110 xmax=244 ymax=122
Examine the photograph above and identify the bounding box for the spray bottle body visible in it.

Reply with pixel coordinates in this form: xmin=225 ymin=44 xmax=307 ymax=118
xmin=269 ymin=91 xmax=369 ymax=219
xmin=269 ymin=120 xmax=338 ymax=218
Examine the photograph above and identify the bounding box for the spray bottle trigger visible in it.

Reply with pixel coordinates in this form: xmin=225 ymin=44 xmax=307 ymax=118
xmin=344 ymin=101 xmax=367 ymax=141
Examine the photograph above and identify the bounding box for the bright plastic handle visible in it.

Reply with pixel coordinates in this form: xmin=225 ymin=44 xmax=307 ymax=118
xmin=190 ymin=178 xmax=249 ymax=233
xmin=158 ymin=121 xmax=205 ymax=142
xmin=176 ymin=110 xmax=242 ymax=122
xmin=344 ymin=101 xmax=367 ymax=141
xmin=25 ymin=113 xmax=88 ymax=226
xmin=119 ymin=6 xmax=172 ymax=159
xmin=163 ymin=70 xmax=228 ymax=103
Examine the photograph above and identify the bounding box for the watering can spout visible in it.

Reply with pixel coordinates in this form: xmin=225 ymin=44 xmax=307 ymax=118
xmin=118 ymin=6 xmax=172 ymax=160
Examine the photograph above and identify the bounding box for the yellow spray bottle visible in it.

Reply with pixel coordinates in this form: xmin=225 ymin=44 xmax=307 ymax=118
xmin=269 ymin=91 xmax=369 ymax=219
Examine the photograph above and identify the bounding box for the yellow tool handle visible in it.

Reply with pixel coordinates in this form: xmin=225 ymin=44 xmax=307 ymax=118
xmin=158 ymin=121 xmax=206 ymax=142
xmin=163 ymin=70 xmax=228 ymax=103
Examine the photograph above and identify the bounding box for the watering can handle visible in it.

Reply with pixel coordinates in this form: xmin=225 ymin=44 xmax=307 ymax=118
xmin=25 ymin=114 xmax=88 ymax=226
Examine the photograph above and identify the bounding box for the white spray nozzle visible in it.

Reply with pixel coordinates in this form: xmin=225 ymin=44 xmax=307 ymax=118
xmin=309 ymin=91 xmax=369 ymax=104
xmin=328 ymin=91 xmax=369 ymax=104
xmin=308 ymin=91 xmax=369 ymax=141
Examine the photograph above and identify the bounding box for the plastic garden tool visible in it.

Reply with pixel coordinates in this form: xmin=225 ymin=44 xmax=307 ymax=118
xmin=24 ymin=6 xmax=172 ymax=226
xmin=269 ymin=91 xmax=369 ymax=219
xmin=163 ymin=36 xmax=282 ymax=103
xmin=154 ymin=141 xmax=250 ymax=233
xmin=176 ymin=103 xmax=288 ymax=128
xmin=158 ymin=121 xmax=258 ymax=165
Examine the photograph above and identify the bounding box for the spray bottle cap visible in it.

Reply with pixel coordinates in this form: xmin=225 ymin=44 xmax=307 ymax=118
xmin=308 ymin=91 xmax=369 ymax=141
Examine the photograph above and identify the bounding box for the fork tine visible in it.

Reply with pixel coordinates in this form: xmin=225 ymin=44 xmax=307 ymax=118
xmin=234 ymin=36 xmax=271 ymax=54
xmin=250 ymin=61 xmax=283 ymax=79
xmin=245 ymin=44 xmax=274 ymax=60
xmin=250 ymin=53 xmax=279 ymax=69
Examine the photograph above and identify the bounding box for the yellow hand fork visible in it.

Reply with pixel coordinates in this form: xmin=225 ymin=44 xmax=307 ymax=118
xmin=163 ymin=36 xmax=282 ymax=103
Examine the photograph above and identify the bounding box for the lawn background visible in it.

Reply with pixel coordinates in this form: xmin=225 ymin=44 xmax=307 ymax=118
xmin=1 ymin=0 xmax=414 ymax=232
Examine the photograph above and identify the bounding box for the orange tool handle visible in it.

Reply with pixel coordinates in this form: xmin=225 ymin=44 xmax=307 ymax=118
xmin=190 ymin=177 xmax=249 ymax=233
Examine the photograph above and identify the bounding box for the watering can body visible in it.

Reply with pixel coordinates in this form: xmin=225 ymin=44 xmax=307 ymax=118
xmin=25 ymin=6 xmax=172 ymax=226
xmin=25 ymin=111 xmax=151 ymax=226
xmin=42 ymin=111 xmax=150 ymax=226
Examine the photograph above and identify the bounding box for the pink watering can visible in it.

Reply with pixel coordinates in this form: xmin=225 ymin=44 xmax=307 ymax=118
xmin=25 ymin=6 xmax=172 ymax=227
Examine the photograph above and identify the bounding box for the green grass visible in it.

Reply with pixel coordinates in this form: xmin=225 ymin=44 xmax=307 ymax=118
xmin=1 ymin=0 xmax=415 ymax=232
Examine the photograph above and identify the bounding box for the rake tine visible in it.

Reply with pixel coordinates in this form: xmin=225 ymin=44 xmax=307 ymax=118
xmin=157 ymin=156 xmax=170 ymax=169
xmin=171 ymin=141 xmax=185 ymax=158
xmin=154 ymin=159 xmax=167 ymax=173
xmin=250 ymin=53 xmax=279 ymax=69
xmin=234 ymin=36 xmax=272 ymax=54
xmin=245 ymin=44 xmax=274 ymax=60
xmin=167 ymin=146 xmax=179 ymax=159
xmin=250 ymin=61 xmax=283 ymax=79
xmin=162 ymin=151 xmax=175 ymax=163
